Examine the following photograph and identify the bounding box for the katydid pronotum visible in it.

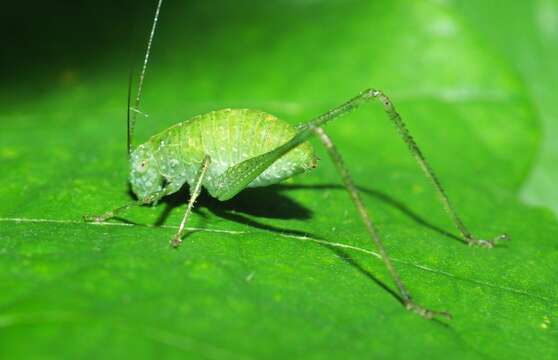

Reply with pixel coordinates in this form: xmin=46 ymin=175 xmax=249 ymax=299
xmin=84 ymin=0 xmax=508 ymax=320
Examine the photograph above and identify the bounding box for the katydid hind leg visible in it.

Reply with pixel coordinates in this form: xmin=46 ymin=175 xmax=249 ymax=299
xmin=314 ymin=127 xmax=451 ymax=320
xmin=295 ymin=88 xmax=508 ymax=247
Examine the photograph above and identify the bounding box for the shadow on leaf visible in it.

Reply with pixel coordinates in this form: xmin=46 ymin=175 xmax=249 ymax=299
xmin=123 ymin=181 xmax=461 ymax=319
xmin=145 ymin=182 xmax=464 ymax=245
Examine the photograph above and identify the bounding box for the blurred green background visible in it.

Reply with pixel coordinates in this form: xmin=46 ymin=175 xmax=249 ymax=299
xmin=1 ymin=0 xmax=557 ymax=359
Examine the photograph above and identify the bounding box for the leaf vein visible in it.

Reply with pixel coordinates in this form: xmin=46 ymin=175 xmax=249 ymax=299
xmin=0 ymin=217 xmax=551 ymax=303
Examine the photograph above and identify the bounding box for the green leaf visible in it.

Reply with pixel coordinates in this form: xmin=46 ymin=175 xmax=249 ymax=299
xmin=1 ymin=1 xmax=557 ymax=359
xmin=452 ymin=0 xmax=558 ymax=218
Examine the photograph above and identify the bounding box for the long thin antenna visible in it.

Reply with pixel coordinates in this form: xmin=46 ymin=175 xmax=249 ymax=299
xmin=127 ymin=69 xmax=134 ymax=156
xmin=128 ymin=0 xmax=164 ymax=154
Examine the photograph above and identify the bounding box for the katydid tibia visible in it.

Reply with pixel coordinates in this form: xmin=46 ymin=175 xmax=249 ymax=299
xmin=84 ymin=0 xmax=509 ymax=320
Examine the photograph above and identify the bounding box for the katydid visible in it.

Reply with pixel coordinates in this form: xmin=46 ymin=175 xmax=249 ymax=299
xmin=84 ymin=0 xmax=508 ymax=320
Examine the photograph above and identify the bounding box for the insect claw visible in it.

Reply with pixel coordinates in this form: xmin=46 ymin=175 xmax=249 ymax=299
xmin=466 ymin=233 xmax=510 ymax=248
xmin=83 ymin=214 xmax=104 ymax=223
xmin=170 ymin=237 xmax=182 ymax=249
xmin=494 ymin=233 xmax=510 ymax=243
xmin=405 ymin=301 xmax=452 ymax=320
xmin=467 ymin=239 xmax=494 ymax=248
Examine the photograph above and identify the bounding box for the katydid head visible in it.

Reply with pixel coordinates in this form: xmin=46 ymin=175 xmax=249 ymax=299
xmin=129 ymin=143 xmax=163 ymax=200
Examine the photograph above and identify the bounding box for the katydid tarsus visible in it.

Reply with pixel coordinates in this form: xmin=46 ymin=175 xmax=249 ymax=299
xmin=84 ymin=0 xmax=509 ymax=320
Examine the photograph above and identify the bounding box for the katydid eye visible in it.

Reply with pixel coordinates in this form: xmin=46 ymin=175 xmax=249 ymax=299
xmin=136 ymin=160 xmax=147 ymax=172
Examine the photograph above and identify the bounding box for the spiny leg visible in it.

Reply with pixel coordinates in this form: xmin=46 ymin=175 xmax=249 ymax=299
xmin=314 ymin=127 xmax=450 ymax=319
xmin=171 ymin=156 xmax=211 ymax=248
xmin=83 ymin=200 xmax=142 ymax=223
xmin=371 ymin=91 xmax=508 ymax=247
xmin=299 ymin=89 xmax=508 ymax=248
xmin=83 ymin=188 xmax=170 ymax=223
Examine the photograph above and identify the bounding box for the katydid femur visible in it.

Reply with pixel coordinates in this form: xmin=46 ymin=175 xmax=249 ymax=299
xmin=84 ymin=0 xmax=508 ymax=320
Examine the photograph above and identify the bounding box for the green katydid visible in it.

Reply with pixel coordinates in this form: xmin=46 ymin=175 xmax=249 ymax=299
xmin=84 ymin=0 xmax=508 ymax=320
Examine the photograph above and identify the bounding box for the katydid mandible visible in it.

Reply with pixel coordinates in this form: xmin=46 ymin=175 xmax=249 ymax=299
xmin=84 ymin=0 xmax=508 ymax=320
